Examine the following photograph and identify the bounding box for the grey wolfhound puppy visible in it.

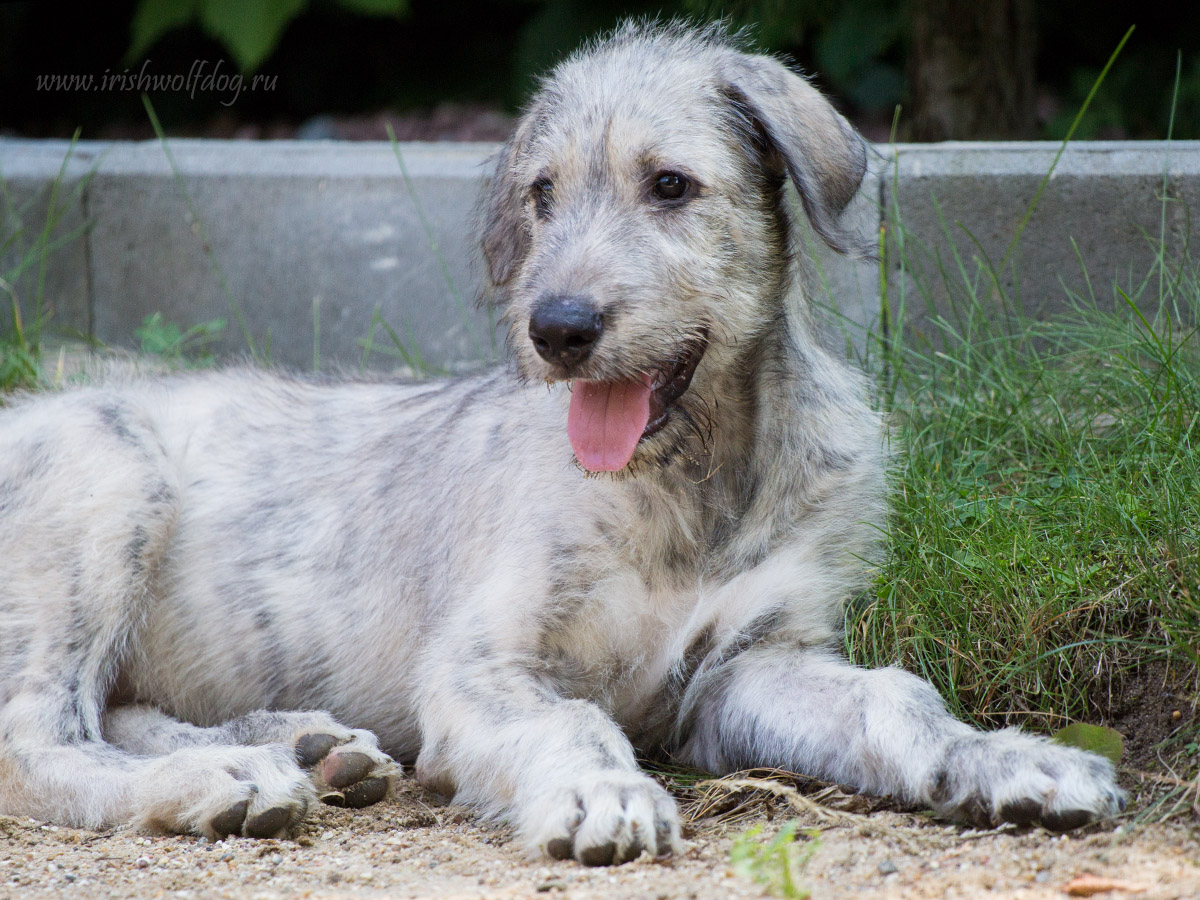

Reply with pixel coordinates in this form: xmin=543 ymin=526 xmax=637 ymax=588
xmin=0 ymin=22 xmax=1122 ymax=865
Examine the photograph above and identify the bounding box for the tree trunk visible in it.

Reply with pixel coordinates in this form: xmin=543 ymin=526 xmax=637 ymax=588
xmin=909 ymin=0 xmax=1037 ymax=141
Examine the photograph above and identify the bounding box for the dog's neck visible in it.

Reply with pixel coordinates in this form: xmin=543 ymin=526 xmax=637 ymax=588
xmin=627 ymin=285 xmax=874 ymax=580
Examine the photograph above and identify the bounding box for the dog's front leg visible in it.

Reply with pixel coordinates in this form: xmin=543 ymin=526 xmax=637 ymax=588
xmin=679 ymin=645 xmax=1125 ymax=830
xmin=416 ymin=650 xmax=680 ymax=865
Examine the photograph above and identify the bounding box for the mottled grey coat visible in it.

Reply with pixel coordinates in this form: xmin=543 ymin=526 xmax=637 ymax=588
xmin=0 ymin=22 xmax=1121 ymax=866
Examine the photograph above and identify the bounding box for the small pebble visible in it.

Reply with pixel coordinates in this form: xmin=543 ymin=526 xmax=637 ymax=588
xmin=877 ymin=858 xmax=898 ymax=876
xmin=134 ymin=857 xmax=151 ymax=869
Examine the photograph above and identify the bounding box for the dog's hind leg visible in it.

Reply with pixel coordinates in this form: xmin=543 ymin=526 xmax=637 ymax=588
xmin=0 ymin=396 xmax=306 ymax=838
xmin=104 ymin=705 xmax=398 ymax=809
xmin=678 ymin=645 xmax=1126 ymax=831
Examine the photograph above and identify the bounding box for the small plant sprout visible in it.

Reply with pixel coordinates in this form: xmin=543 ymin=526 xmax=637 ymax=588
xmin=729 ymin=820 xmax=821 ymax=899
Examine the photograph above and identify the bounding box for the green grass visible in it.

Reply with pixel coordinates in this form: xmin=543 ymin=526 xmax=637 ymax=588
xmin=844 ymin=36 xmax=1199 ymax=764
xmin=847 ymin=205 xmax=1200 ymax=742
xmin=0 ymin=130 xmax=93 ymax=393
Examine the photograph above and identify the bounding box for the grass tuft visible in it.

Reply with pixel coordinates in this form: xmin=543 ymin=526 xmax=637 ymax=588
xmin=0 ymin=130 xmax=94 ymax=393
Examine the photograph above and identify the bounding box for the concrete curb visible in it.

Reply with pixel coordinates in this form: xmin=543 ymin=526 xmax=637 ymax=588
xmin=879 ymin=142 xmax=1200 ymax=346
xmin=1 ymin=138 xmax=1197 ymax=369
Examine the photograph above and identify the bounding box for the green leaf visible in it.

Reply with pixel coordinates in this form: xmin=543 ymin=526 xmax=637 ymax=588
xmin=334 ymin=0 xmax=406 ymax=16
xmin=199 ymin=0 xmax=309 ymax=72
xmin=135 ymin=312 xmax=183 ymax=356
xmin=127 ymin=0 xmax=202 ymax=63
xmin=135 ymin=313 xmax=226 ymax=361
xmin=127 ymin=0 xmax=400 ymax=72
xmin=1052 ymin=723 xmax=1124 ymax=766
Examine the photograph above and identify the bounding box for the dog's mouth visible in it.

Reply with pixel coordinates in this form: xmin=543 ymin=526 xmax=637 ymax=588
xmin=566 ymin=331 xmax=708 ymax=473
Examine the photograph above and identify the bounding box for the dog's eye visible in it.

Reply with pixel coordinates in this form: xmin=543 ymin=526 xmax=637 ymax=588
xmin=652 ymin=171 xmax=690 ymax=202
xmin=532 ymin=179 xmax=554 ymax=219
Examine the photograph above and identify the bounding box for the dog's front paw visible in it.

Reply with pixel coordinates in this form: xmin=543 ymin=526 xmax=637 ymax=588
xmin=929 ymin=729 xmax=1126 ymax=831
xmin=522 ymin=772 xmax=682 ymax=866
xmin=292 ymin=723 xmax=400 ymax=809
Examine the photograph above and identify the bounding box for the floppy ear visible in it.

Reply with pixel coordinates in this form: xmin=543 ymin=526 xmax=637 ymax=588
xmin=480 ymin=107 xmax=541 ymax=300
xmin=720 ymin=52 xmax=874 ymax=259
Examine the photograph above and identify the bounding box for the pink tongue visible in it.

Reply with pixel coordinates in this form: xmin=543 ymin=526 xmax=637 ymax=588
xmin=567 ymin=377 xmax=652 ymax=472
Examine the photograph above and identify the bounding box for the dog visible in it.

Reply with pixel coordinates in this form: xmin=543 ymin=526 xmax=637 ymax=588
xmin=0 ymin=22 xmax=1123 ymax=866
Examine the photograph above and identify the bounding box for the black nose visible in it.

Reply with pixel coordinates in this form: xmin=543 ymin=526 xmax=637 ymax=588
xmin=528 ymin=295 xmax=603 ymax=367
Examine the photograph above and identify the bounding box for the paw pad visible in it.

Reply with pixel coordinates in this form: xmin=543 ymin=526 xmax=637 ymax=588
xmin=209 ymin=800 xmax=249 ymax=837
xmin=343 ymin=776 xmax=390 ymax=809
xmin=323 ymin=751 xmax=374 ymax=789
xmin=244 ymin=806 xmax=292 ymax=839
xmin=294 ymin=733 xmax=340 ymax=768
xmin=998 ymin=798 xmax=1041 ymax=826
xmin=1041 ymin=808 xmax=1093 ymax=833
xmin=292 ymin=730 xmax=395 ymax=810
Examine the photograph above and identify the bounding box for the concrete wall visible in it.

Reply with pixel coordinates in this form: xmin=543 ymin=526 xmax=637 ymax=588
xmin=1 ymin=138 xmax=1197 ymax=371
xmin=881 ymin=143 xmax=1200 ymax=348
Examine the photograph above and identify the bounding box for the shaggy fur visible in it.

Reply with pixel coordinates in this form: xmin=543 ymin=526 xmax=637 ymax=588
xmin=0 ymin=22 xmax=1122 ymax=865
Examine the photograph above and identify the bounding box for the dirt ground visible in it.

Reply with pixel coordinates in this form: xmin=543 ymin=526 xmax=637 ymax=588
xmin=3 ymin=774 xmax=1198 ymax=900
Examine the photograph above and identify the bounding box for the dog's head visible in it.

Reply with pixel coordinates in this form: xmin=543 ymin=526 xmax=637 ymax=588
xmin=481 ymin=21 xmax=870 ymax=474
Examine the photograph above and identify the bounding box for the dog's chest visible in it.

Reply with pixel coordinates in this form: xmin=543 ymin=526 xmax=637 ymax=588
xmin=541 ymin=568 xmax=702 ymax=713
xmin=538 ymin=515 xmax=738 ymax=724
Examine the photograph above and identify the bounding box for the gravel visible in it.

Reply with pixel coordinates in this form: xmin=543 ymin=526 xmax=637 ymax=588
xmin=1 ymin=778 xmax=1196 ymax=900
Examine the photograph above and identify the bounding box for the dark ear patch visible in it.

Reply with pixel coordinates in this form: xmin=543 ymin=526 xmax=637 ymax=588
xmin=481 ymin=144 xmax=529 ymax=292
xmin=719 ymin=54 xmax=875 ymax=260
xmin=480 ymin=104 xmax=545 ymax=302
xmin=719 ymin=85 xmax=787 ymax=192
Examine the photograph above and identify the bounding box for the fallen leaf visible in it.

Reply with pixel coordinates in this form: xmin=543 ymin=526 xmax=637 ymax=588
xmin=1063 ymin=873 xmax=1149 ymax=896
xmin=1052 ymin=723 xmax=1125 ymax=766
